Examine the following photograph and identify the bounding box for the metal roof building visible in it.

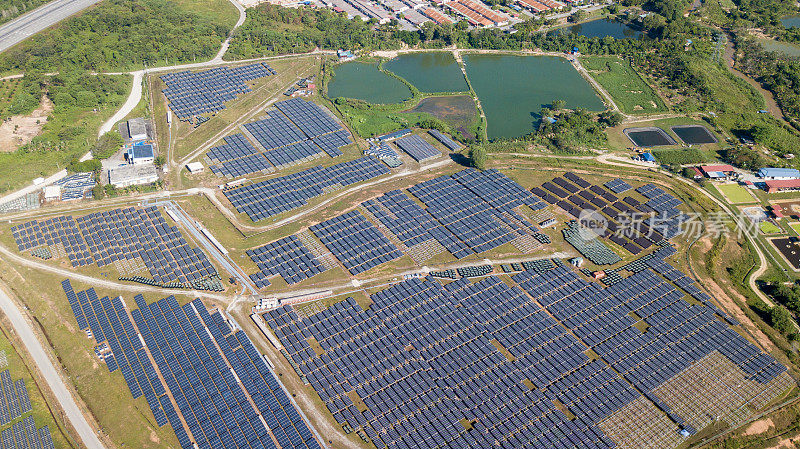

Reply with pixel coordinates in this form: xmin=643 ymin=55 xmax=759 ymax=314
xmin=758 ymin=167 xmax=800 ymax=179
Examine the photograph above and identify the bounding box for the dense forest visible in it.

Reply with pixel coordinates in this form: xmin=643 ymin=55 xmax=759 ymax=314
xmin=0 ymin=0 xmax=231 ymax=72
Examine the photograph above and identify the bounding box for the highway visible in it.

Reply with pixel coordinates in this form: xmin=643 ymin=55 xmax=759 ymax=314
xmin=0 ymin=0 xmax=102 ymax=53
xmin=0 ymin=283 xmax=106 ymax=449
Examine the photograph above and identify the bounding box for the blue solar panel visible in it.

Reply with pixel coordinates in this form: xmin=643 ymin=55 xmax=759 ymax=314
xmin=310 ymin=210 xmax=403 ymax=275
xmin=13 ymin=207 xmax=219 ymax=290
xmin=224 ymin=156 xmax=389 ymax=222
xmin=161 ymin=63 xmax=275 ymax=122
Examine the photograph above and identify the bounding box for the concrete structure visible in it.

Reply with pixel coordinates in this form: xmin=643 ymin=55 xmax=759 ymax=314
xmin=108 ymin=164 xmax=158 ymax=188
xmin=186 ymin=162 xmax=205 ymax=174
xmin=43 ymin=185 xmax=60 ymax=201
xmin=126 ymin=117 xmax=148 ymax=141
xmin=758 ymin=167 xmax=800 ymax=180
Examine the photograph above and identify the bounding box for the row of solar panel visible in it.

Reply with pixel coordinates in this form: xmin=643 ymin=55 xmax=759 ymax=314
xmin=13 ymin=207 xmax=217 ymax=288
xmin=0 ymin=417 xmax=53 ymax=449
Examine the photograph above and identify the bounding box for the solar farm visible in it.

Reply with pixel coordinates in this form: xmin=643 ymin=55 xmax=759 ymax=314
xmin=11 ymin=206 xmax=221 ymax=290
xmin=223 ymin=156 xmax=390 ymax=222
xmin=61 ymin=280 xmax=320 ymax=449
xmin=265 ymin=244 xmax=791 ymax=449
xmin=393 ymin=135 xmax=441 ymax=163
xmin=531 ymin=172 xmax=687 ymax=263
xmin=0 ymin=368 xmax=54 ymax=449
xmin=244 ymin=169 xmax=551 ymax=286
xmin=161 ymin=63 xmax=276 ymax=123
xmin=206 ymin=98 xmax=353 ymax=179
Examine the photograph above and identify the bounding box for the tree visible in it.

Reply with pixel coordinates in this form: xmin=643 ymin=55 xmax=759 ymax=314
xmin=92 ymin=132 xmax=124 ymax=159
xmin=598 ymin=110 xmax=623 ymax=127
xmin=551 ymin=99 xmax=566 ymax=111
xmin=469 ymin=145 xmax=487 ymax=170
xmin=681 ymin=167 xmax=696 ymax=178
xmin=569 ymin=9 xmax=587 ymax=23
xmin=154 ymin=155 xmax=166 ymax=168
xmin=770 ymin=305 xmax=794 ymax=335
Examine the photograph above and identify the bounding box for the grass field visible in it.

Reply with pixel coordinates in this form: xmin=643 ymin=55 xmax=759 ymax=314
xmin=760 ymin=221 xmax=781 ymax=234
xmin=716 ymin=184 xmax=756 ymax=204
xmin=580 ymin=56 xmax=667 ymax=115
xmin=790 ymin=222 xmax=800 ymax=235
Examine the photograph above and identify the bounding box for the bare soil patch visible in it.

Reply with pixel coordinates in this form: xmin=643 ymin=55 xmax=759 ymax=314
xmin=0 ymin=95 xmax=51 ymax=152
xmin=744 ymin=417 xmax=774 ymax=435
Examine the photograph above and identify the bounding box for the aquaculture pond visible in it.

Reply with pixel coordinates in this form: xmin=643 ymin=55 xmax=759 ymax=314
xmin=327 ymin=62 xmax=412 ymax=104
xmin=384 ymin=52 xmax=469 ymax=93
xmin=782 ymin=16 xmax=800 ymax=28
xmin=464 ymin=54 xmax=605 ymax=140
xmin=549 ymin=18 xmax=642 ymax=39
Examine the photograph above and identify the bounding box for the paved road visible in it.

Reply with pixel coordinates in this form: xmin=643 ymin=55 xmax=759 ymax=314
xmin=0 ymin=0 xmax=102 ymax=53
xmin=0 ymin=283 xmax=106 ymax=449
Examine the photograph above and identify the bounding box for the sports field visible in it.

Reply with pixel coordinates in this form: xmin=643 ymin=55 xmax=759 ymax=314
xmin=716 ymin=184 xmax=755 ymax=204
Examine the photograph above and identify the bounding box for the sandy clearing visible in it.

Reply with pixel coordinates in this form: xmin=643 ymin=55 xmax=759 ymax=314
xmin=744 ymin=417 xmax=774 ymax=436
xmin=0 ymin=94 xmax=51 ymax=152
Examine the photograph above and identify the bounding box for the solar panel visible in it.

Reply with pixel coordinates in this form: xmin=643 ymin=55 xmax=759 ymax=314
xmin=13 ymin=206 xmax=220 ymax=291
xmin=394 ymin=135 xmax=441 ymax=162
xmin=161 ymin=63 xmax=276 ymax=123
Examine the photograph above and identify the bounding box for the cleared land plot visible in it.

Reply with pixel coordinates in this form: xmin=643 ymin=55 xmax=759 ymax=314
xmin=770 ymin=237 xmax=800 ymax=269
xmin=716 ymin=184 xmax=756 ymax=204
xmin=580 ymin=56 xmax=667 ymax=114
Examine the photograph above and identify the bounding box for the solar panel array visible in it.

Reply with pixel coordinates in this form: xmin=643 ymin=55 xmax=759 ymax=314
xmin=309 ymin=210 xmax=403 ymax=275
xmin=161 ymin=63 xmax=276 ymax=122
xmin=604 ymin=179 xmax=632 ymax=194
xmin=132 ymin=294 xmax=319 ymax=449
xmin=62 ymin=280 xmax=173 ymax=426
xmin=0 ymin=369 xmax=33 ymax=431
xmin=428 ymin=129 xmax=462 ymax=151
xmin=205 ymin=99 xmax=355 ymax=178
xmin=393 ymin=135 xmax=440 ymax=162
xmin=532 ymin=174 xmax=686 ymax=257
xmin=363 ymin=189 xmax=472 ymax=258
xmin=1 ymin=416 xmax=52 ymax=449
xmin=55 ymin=172 xmax=95 ymax=201
xmin=62 ymin=280 xmax=319 ymax=449
xmin=13 ymin=207 xmax=218 ymax=289
xmin=407 ymin=169 xmax=545 ymax=254
xmin=224 ymin=157 xmax=390 ymax=222
xmin=247 ymin=235 xmax=327 ymax=287
xmin=207 ymin=134 xmax=273 ymax=179
xmin=267 ymin=251 xmax=790 ymax=449
xmin=637 ymin=184 xmax=686 ymax=239
xmin=275 ymin=98 xmax=343 ymax=139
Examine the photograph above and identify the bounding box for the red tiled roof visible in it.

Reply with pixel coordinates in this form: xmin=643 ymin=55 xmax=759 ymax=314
xmin=699 ymin=164 xmax=735 ymax=173
xmin=766 ymin=179 xmax=800 ymax=189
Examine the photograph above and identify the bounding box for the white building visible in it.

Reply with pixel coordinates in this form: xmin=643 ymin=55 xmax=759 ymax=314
xmin=186 ymin=162 xmax=204 ymax=174
xmin=109 ymin=164 xmax=158 ymax=188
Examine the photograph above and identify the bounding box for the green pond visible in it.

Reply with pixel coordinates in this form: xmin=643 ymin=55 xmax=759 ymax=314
xmin=782 ymin=16 xmax=800 ymax=28
xmin=758 ymin=38 xmax=800 ymax=57
xmin=327 ymin=62 xmax=412 ymax=104
xmin=384 ymin=52 xmax=469 ymax=93
xmin=464 ymin=54 xmax=605 ymax=140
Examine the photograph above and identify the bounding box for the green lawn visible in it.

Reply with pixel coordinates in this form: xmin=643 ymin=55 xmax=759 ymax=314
xmin=580 ymin=55 xmax=667 ymax=115
xmin=760 ymin=221 xmax=781 ymax=234
xmin=789 ymin=222 xmax=800 ymax=235
xmin=716 ymin=183 xmax=756 ymax=204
